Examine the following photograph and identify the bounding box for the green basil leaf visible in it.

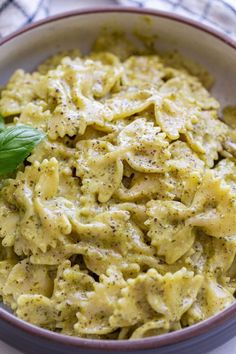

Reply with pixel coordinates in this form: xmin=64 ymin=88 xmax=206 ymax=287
xmin=0 ymin=125 xmax=45 ymax=175
xmin=0 ymin=114 xmax=5 ymax=132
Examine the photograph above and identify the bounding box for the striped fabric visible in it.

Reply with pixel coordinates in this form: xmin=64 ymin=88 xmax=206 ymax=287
xmin=118 ymin=0 xmax=236 ymax=38
xmin=0 ymin=0 xmax=235 ymax=38
xmin=0 ymin=0 xmax=49 ymax=37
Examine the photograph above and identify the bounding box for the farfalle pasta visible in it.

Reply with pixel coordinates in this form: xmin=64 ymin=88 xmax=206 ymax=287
xmin=0 ymin=36 xmax=236 ymax=340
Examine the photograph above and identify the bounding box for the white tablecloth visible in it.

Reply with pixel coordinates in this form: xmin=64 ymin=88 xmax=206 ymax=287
xmin=0 ymin=0 xmax=236 ymax=353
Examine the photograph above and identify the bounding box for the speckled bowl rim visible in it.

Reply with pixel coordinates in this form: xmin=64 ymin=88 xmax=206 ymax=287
xmin=0 ymin=6 xmax=236 ymax=351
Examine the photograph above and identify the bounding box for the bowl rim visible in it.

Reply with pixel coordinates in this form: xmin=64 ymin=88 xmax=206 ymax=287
xmin=0 ymin=6 xmax=236 ymax=351
xmin=1 ymin=6 xmax=236 ymax=49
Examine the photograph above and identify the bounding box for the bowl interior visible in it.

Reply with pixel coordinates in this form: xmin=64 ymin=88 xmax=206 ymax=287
xmin=0 ymin=9 xmax=236 ymax=111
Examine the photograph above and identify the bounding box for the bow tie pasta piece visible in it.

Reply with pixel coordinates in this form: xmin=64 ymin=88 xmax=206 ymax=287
xmin=184 ymin=277 xmax=234 ymax=326
xmin=34 ymin=158 xmax=59 ymax=199
xmin=75 ymin=266 xmax=126 ymax=335
xmin=146 ymin=201 xmax=195 ymax=264
xmin=0 ymin=70 xmax=42 ymax=116
xmin=15 ymin=161 xmax=69 ymax=252
xmin=1 ymin=162 xmax=55 ymax=253
xmin=46 ymin=74 xmax=82 ymax=138
xmin=214 ymin=158 xmax=236 ymax=195
xmin=75 ymin=140 xmax=123 ymax=203
xmin=109 ymin=273 xmax=157 ymax=328
xmin=160 ymin=51 xmax=214 ymax=89
xmin=0 ymin=200 xmax=19 ymax=248
xmin=189 ymin=81 xmax=220 ymax=110
xmin=16 ymin=294 xmax=57 ymax=330
xmin=222 ymin=137 xmax=236 ymax=160
xmin=57 ymin=171 xmax=81 ymax=202
xmin=34 ymin=196 xmax=75 ymax=235
xmin=61 ymin=54 xmax=123 ymax=99
xmin=70 ymin=209 xmax=157 ymax=275
xmin=147 ymin=171 xmax=236 ymax=265
xmin=22 ymin=195 xmax=77 ymax=256
xmin=49 ymin=84 xmax=111 ymax=139
xmin=110 ymin=268 xmax=202 ymax=327
xmin=208 ymin=237 xmax=236 ymax=275
xmin=44 ymin=67 xmax=112 ymax=139
xmin=15 ymin=102 xmax=51 ymax=132
xmin=159 ymin=75 xmax=196 ymax=95
xmin=187 ymin=171 xmax=236 ymax=238
xmin=71 ymin=210 xmax=132 ymax=255
xmin=28 ymin=139 xmax=75 ymax=165
xmin=129 ymin=318 xmax=171 ymax=339
xmin=30 ymin=238 xmax=79 ymax=266
xmin=51 ymin=261 xmax=95 ymax=334
xmin=16 ymin=260 xmax=95 ymax=334
xmin=185 ymin=110 xmax=228 ymax=167
xmin=1 ymin=159 xmax=78 ymax=256
xmin=145 ymin=268 xmax=203 ymax=321
xmin=118 ymin=118 xmax=170 ymax=173
xmin=167 ymin=141 xmax=205 ymax=174
xmin=0 ymin=260 xmax=17 ymax=297
xmin=205 ymin=235 xmax=236 ymax=275
xmin=84 ymin=52 xmax=124 ymax=97
xmin=115 ymin=172 xmax=174 ymax=202
xmin=186 ymin=234 xmax=236 ymax=276
xmin=2 ymin=259 xmax=53 ymax=309
xmin=159 ymin=74 xmax=219 ymax=110
xmin=104 ymin=90 xmax=153 ymax=121
xmin=27 ymin=140 xmax=81 ymax=200
xmin=166 ymin=141 xmax=205 ymax=205
xmin=154 ymin=92 xmax=199 ymax=140
xmin=68 ymin=242 xmax=124 ymax=276
xmin=91 ymin=210 xmax=151 ymax=257
xmin=123 ymin=55 xmax=165 ymax=89
xmin=164 ymin=171 xmax=199 ymax=206
xmin=114 ymin=202 xmax=148 ymax=232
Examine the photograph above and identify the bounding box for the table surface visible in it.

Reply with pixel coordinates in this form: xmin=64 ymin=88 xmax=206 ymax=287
xmin=1 ymin=0 xmax=236 ymax=353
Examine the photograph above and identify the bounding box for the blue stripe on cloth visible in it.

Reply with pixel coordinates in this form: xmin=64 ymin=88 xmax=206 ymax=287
xmin=0 ymin=0 xmax=10 ymax=13
xmin=0 ymin=0 xmax=235 ymax=38
xmin=119 ymin=0 xmax=236 ymax=16
xmin=44 ymin=0 xmax=50 ymax=16
xmin=23 ymin=0 xmax=46 ymax=25
xmin=179 ymin=2 xmax=212 ymax=19
xmin=117 ymin=0 xmax=236 ymax=37
xmin=200 ymin=0 xmax=213 ymax=19
xmin=218 ymin=0 xmax=236 ymax=15
xmin=11 ymin=0 xmax=30 ymax=18
xmin=172 ymin=0 xmax=183 ymax=9
xmin=124 ymin=0 xmax=144 ymax=7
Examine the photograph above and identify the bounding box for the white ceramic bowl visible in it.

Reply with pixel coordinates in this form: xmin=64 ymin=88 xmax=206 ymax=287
xmin=0 ymin=7 xmax=236 ymax=354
